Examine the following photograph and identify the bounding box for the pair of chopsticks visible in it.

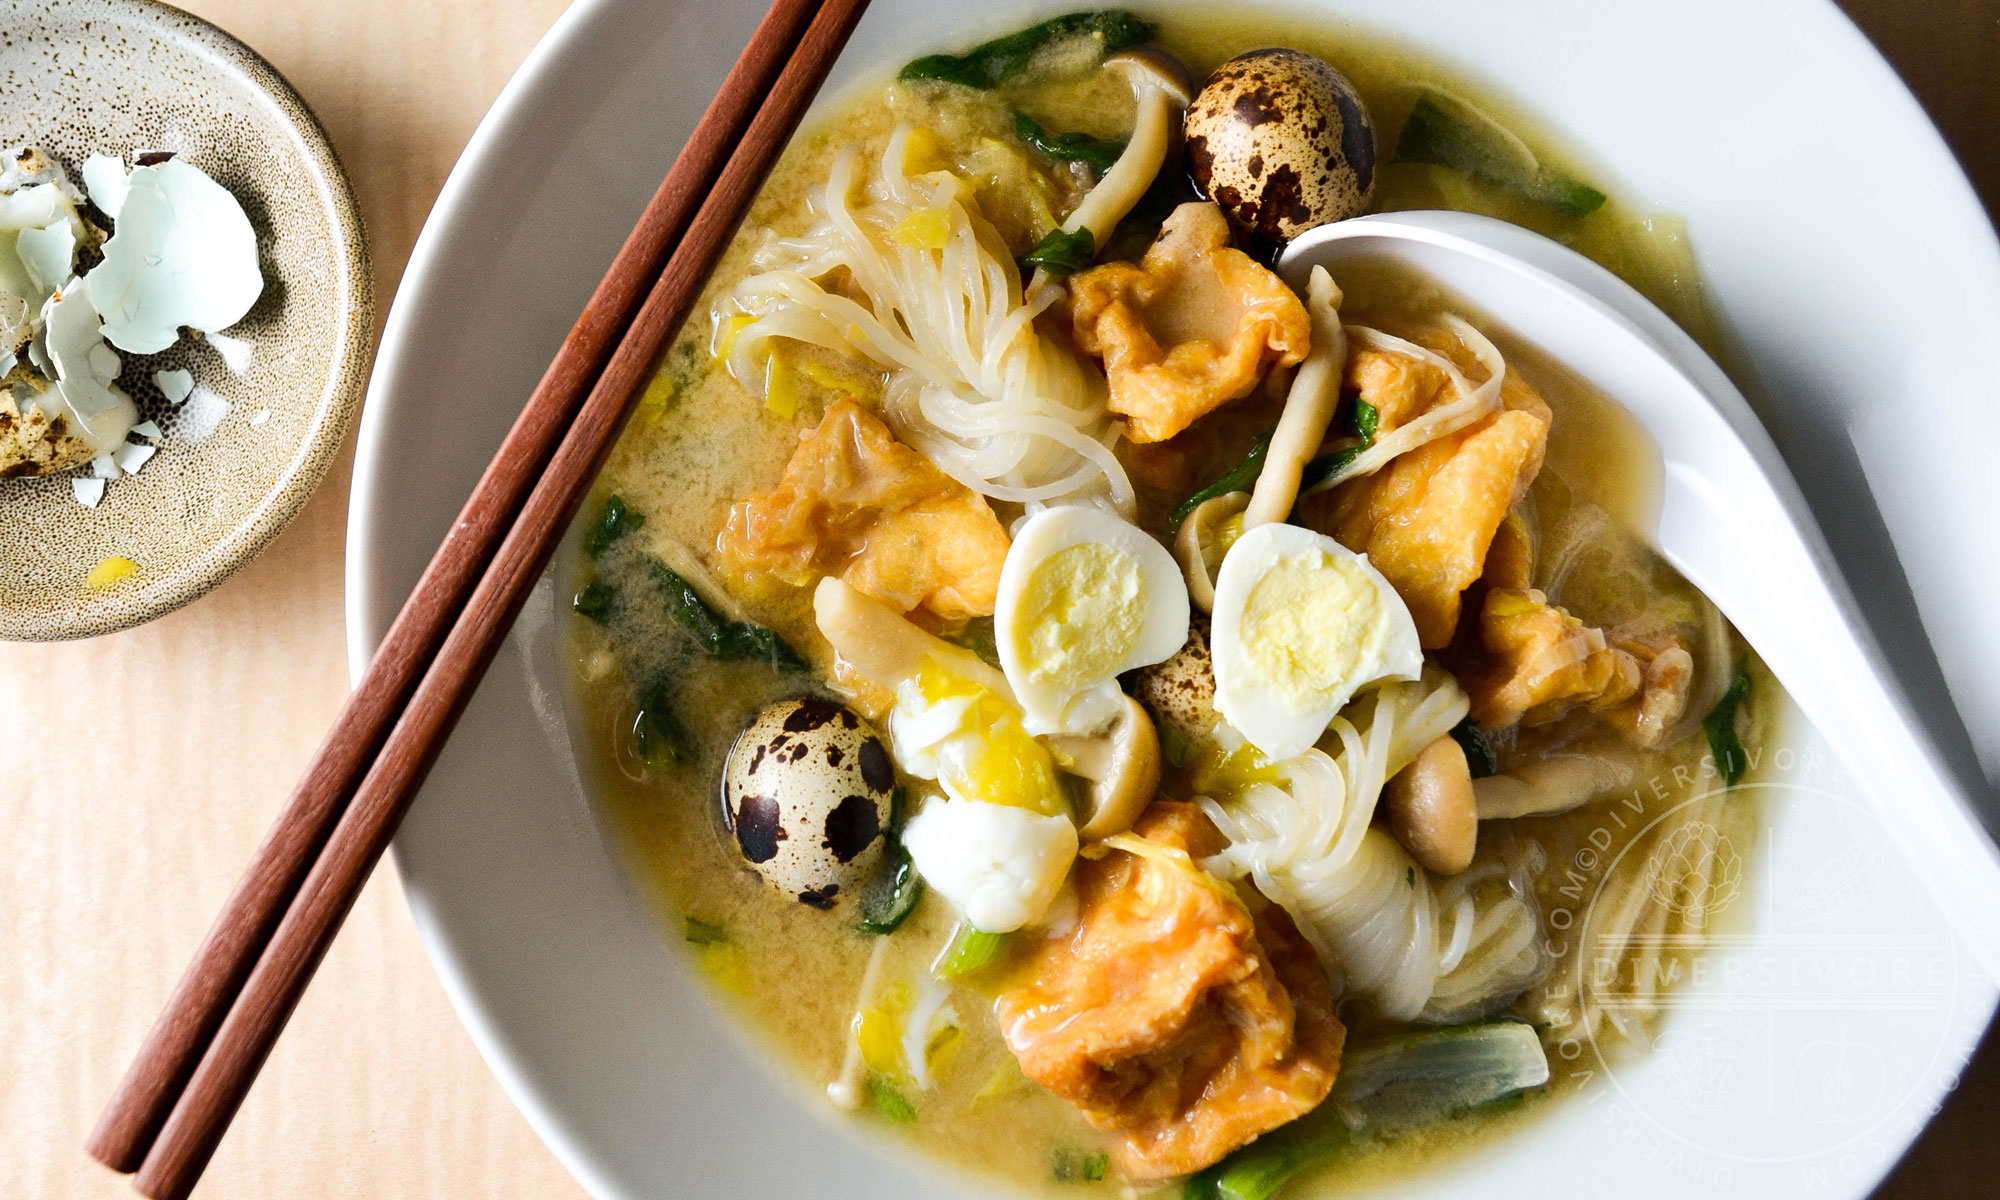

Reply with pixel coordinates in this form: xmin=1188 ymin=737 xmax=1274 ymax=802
xmin=84 ymin=1 xmax=870 ymax=1195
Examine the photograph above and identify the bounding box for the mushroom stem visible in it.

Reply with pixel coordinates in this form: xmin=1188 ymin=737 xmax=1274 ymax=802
xmin=1028 ymin=48 xmax=1192 ymax=294
xmin=1473 ymin=753 xmax=1636 ymax=821
xmin=1244 ymin=265 xmax=1347 ymax=527
xmin=813 ymin=577 xmax=1013 ymax=718
xmin=1063 ymin=86 xmax=1172 ymax=252
xmin=1174 ymin=490 xmax=1249 ymax=613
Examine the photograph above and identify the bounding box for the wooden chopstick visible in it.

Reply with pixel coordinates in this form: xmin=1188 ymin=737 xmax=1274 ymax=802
xmin=86 ymin=0 xmax=865 ymax=1192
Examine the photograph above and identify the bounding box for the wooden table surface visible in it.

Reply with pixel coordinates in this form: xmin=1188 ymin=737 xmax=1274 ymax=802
xmin=2 ymin=1 xmax=1994 ymax=1197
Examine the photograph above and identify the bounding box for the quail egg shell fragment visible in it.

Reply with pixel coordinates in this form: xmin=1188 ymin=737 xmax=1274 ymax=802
xmin=40 ymin=276 xmax=137 ymax=450
xmin=1210 ymin=522 xmax=1422 ymax=760
xmin=0 ymin=182 xmax=89 ymax=307
xmin=80 ymin=154 xmax=132 ymax=219
xmin=154 ymin=367 xmax=195 ymax=404
xmin=723 ymin=697 xmax=895 ymax=910
xmin=87 ymin=157 xmax=262 ymax=354
xmin=0 ymin=145 xmax=84 ymax=197
xmin=994 ymin=506 xmax=1191 ymax=736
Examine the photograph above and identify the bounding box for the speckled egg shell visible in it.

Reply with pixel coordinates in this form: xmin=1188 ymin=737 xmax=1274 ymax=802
xmin=1185 ymin=49 xmax=1377 ymax=244
xmin=722 ymin=696 xmax=894 ymax=910
xmin=0 ymin=0 xmax=370 ymax=641
xmin=1132 ymin=616 xmax=1220 ymax=742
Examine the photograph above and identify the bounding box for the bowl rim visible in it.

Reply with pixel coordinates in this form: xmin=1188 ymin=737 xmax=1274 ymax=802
xmin=347 ymin=0 xmax=2000 ymax=1197
xmin=1 ymin=0 xmax=373 ymax=641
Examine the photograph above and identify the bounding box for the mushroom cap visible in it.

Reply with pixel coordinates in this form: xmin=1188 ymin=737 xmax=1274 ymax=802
xmin=722 ymin=696 xmax=895 ymax=909
xmin=1104 ymin=46 xmax=1194 ymax=107
xmin=1382 ymin=735 xmax=1477 ymax=875
xmin=1184 ymin=48 xmax=1376 ymax=243
xmin=1046 ymin=693 xmax=1162 ymax=840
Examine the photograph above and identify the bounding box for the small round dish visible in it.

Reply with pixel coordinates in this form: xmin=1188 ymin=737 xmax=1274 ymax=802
xmin=0 ymin=0 xmax=370 ymax=641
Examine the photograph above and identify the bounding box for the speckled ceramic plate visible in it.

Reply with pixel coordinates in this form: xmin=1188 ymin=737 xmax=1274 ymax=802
xmin=0 ymin=0 xmax=369 ymax=640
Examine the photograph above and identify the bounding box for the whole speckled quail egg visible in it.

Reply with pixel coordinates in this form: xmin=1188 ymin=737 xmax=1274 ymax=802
xmin=1184 ymin=49 xmax=1376 ymax=243
xmin=1132 ymin=614 xmax=1220 ymax=745
xmin=723 ymin=696 xmax=895 ymax=909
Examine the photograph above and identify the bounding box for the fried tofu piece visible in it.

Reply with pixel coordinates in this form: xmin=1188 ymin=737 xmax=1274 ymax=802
xmin=1069 ymin=203 xmax=1310 ymax=444
xmin=1310 ymin=334 xmax=1551 ymax=647
xmin=997 ymin=803 xmax=1343 ymax=1180
xmin=1464 ymin=587 xmax=1642 ymax=728
xmin=1602 ymin=630 xmax=1697 ymax=748
xmin=717 ymin=398 xmax=1010 ymax=623
xmin=1346 ymin=345 xmax=1450 ymax=431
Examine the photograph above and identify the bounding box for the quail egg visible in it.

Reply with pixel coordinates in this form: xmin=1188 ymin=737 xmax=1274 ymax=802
xmin=723 ymin=696 xmax=895 ymax=909
xmin=1132 ymin=614 xmax=1221 ymax=746
xmin=993 ymin=505 xmax=1190 ymax=736
xmin=1184 ymin=49 xmax=1376 ymax=243
xmin=1210 ymin=521 xmax=1421 ymax=760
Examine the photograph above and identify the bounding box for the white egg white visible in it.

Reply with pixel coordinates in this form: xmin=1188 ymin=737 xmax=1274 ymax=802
xmin=901 ymin=797 xmax=1077 ymax=933
xmin=993 ymin=505 xmax=1190 ymax=735
xmin=1210 ymin=521 xmax=1423 ymax=760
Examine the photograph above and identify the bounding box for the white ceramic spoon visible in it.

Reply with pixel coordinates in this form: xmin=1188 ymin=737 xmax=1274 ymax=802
xmin=1279 ymin=211 xmax=2000 ymax=980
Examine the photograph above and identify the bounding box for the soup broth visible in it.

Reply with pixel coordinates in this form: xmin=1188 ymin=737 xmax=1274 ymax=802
xmin=561 ymin=11 xmax=1782 ymax=1197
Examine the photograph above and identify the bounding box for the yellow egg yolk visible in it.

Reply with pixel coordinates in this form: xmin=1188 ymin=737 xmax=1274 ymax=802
xmin=85 ymin=556 xmax=138 ymax=589
xmin=1008 ymin=542 xmax=1143 ymax=691
xmin=1239 ymin=546 xmax=1396 ymax=714
xmin=914 ymin=661 xmax=1069 ymax=818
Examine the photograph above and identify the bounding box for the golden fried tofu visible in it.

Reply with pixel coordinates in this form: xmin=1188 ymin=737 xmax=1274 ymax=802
xmin=1069 ymin=203 xmax=1310 ymax=444
xmin=997 ymin=803 xmax=1343 ymax=1180
xmin=1311 ymin=345 xmax=1551 ymax=647
xmin=1481 ymin=511 xmax=1536 ymax=591
xmin=1464 ymin=587 xmax=1642 ymax=728
xmin=1602 ymin=630 xmax=1696 ymax=748
xmin=717 ymin=398 xmax=1011 ymax=623
xmin=1346 ymin=345 xmax=1450 ymax=431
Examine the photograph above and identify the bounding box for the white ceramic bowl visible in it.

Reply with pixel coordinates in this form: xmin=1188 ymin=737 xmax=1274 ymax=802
xmin=348 ymin=2 xmax=2000 ymax=1197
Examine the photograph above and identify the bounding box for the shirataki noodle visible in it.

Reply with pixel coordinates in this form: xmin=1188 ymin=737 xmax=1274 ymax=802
xmin=722 ymin=126 xmax=1136 ymax=516
xmin=1199 ymin=671 xmax=1548 ymax=1022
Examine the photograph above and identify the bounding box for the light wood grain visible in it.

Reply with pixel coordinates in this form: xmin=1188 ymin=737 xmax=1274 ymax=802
xmin=0 ymin=2 xmax=588 ymax=1198
xmin=89 ymin=1 xmax=835 ymax=1179
xmin=1 ymin=2 xmax=1994 ymax=1199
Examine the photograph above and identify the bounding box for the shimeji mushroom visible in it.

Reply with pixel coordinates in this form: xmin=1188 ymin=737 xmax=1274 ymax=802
xmin=1044 ymin=694 xmax=1161 ymax=840
xmin=1381 ymin=735 xmax=1478 ymax=875
xmin=1473 ymin=753 xmax=1636 ymax=822
xmin=1243 ymin=266 xmax=1349 ymax=527
xmin=811 ymin=576 xmax=1013 ymax=715
xmin=1028 ymin=47 xmax=1193 ymax=292
xmin=1173 ymin=489 xmax=1248 ymax=614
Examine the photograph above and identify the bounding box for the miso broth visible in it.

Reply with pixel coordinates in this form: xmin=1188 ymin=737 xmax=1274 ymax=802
xmin=560 ymin=11 xmax=1785 ymax=1197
